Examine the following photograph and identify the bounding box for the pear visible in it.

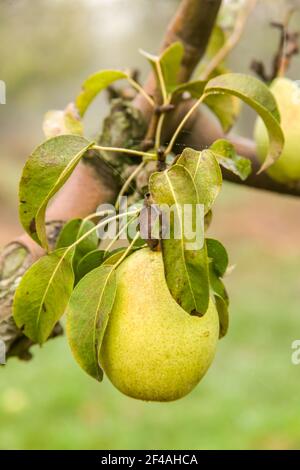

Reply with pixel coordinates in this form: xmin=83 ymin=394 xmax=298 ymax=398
xmin=254 ymin=77 xmax=300 ymax=184
xmin=100 ymin=248 xmax=219 ymax=402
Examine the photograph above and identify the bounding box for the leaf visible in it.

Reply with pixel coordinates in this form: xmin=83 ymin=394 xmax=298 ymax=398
xmin=203 ymin=73 xmax=285 ymax=172
xmin=127 ymin=216 xmax=146 ymax=248
xmin=206 ymin=238 xmax=229 ymax=277
xmin=205 ymin=93 xmax=241 ymax=133
xmin=13 ymin=248 xmax=74 ymax=344
xmin=160 ymin=42 xmax=184 ymax=93
xmin=172 ymin=79 xmax=240 ymax=132
xmin=198 ymin=26 xmax=228 ymax=77
xmin=76 ymin=70 xmax=128 ymax=117
xmin=197 ymin=28 xmax=242 ymax=133
xmin=56 ymin=218 xmax=99 ymax=276
xmin=215 ymin=295 xmax=229 ymax=339
xmin=150 ymin=164 xmax=209 ymax=314
xmin=76 ymin=250 xmax=105 ymax=283
xmin=172 ymin=80 xmax=206 ymax=99
xmin=19 ymin=135 xmax=92 ymax=249
xmin=140 ymin=42 xmax=184 ymax=95
xmin=72 ymin=220 xmax=99 ymax=270
xmin=177 ymin=148 xmax=222 ymax=214
xmin=66 ymin=265 xmax=116 ymax=381
xmin=102 ymin=247 xmax=139 ymax=267
xmin=43 ymin=103 xmax=83 ymax=138
xmin=209 ymin=263 xmax=228 ymax=303
xmin=207 ymin=238 xmax=229 ymax=339
xmin=210 ymin=139 xmax=252 ymax=181
xmin=55 ymin=219 xmax=82 ymax=250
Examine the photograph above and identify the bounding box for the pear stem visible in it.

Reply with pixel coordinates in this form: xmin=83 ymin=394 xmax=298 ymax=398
xmin=93 ymin=145 xmax=156 ymax=160
xmin=165 ymin=94 xmax=206 ymax=156
xmin=115 ymin=160 xmax=146 ymax=211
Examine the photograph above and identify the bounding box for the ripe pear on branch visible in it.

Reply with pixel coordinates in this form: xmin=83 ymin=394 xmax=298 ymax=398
xmin=100 ymin=248 xmax=220 ymax=402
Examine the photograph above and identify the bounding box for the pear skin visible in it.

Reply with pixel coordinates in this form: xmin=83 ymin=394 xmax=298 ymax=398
xmin=100 ymin=248 xmax=219 ymax=402
xmin=254 ymin=77 xmax=300 ymax=184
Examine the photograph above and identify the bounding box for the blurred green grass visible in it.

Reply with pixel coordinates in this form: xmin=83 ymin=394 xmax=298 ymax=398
xmin=1 ymin=184 xmax=300 ymax=450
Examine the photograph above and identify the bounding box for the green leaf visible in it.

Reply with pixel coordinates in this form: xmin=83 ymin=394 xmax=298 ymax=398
xmin=56 ymin=218 xmax=99 ymax=276
xmin=205 ymin=93 xmax=241 ymax=133
xmin=102 ymin=247 xmax=139 ymax=267
xmin=172 ymin=80 xmax=206 ymax=99
xmin=76 ymin=70 xmax=128 ymax=117
xmin=197 ymin=25 xmax=229 ymax=77
xmin=66 ymin=265 xmax=116 ymax=381
xmin=13 ymin=248 xmax=74 ymax=344
xmin=127 ymin=217 xmax=146 ymax=248
xmin=177 ymin=148 xmax=222 ymax=214
xmin=160 ymin=42 xmax=184 ymax=93
xmin=172 ymin=78 xmax=240 ymax=132
xmin=73 ymin=220 xmax=99 ymax=270
xmin=209 ymin=263 xmax=228 ymax=303
xmin=56 ymin=219 xmax=83 ymax=249
xmin=210 ymin=139 xmax=252 ymax=181
xmin=215 ymin=295 xmax=229 ymax=339
xmin=19 ymin=135 xmax=92 ymax=249
xmin=141 ymin=42 xmax=184 ymax=95
xmin=150 ymin=164 xmax=209 ymax=314
xmin=196 ymin=27 xmax=242 ymax=133
xmin=203 ymin=73 xmax=285 ymax=172
xmin=206 ymin=26 xmax=226 ymax=58
xmin=207 ymin=239 xmax=229 ymax=338
xmin=76 ymin=250 xmax=105 ymax=283
xmin=43 ymin=103 xmax=83 ymax=138
xmin=206 ymin=238 xmax=229 ymax=277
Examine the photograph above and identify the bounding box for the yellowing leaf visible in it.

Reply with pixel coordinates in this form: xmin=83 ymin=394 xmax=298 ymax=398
xmin=19 ymin=135 xmax=92 ymax=249
xmin=76 ymin=70 xmax=127 ymax=117
xmin=210 ymin=139 xmax=252 ymax=180
xmin=177 ymin=148 xmax=222 ymax=214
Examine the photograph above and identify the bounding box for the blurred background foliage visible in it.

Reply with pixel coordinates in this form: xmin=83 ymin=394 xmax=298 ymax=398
xmin=1 ymin=0 xmax=300 ymax=450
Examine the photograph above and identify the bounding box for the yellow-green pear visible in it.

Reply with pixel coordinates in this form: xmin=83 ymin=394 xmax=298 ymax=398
xmin=254 ymin=77 xmax=300 ymax=184
xmin=100 ymin=248 xmax=219 ymax=402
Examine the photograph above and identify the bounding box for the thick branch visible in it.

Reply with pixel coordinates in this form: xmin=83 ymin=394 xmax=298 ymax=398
xmin=134 ymin=0 xmax=222 ymax=120
xmin=163 ymin=0 xmax=222 ymax=81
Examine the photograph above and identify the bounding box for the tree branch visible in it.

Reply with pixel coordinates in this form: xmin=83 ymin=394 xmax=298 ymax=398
xmin=134 ymin=0 xmax=222 ymax=121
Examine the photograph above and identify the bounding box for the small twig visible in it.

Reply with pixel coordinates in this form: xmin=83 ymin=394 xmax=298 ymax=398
xmin=165 ymin=94 xmax=206 ymax=155
xmin=115 ymin=160 xmax=146 ymax=210
xmin=113 ymin=231 xmax=141 ymax=270
xmin=154 ymin=103 xmax=175 ymax=150
xmin=201 ymin=0 xmax=257 ymax=80
xmin=104 ymin=215 xmax=139 ymax=255
xmin=252 ymin=11 xmax=299 ymax=82
xmin=127 ymin=77 xmax=155 ymax=108
xmin=275 ymin=14 xmax=299 ymax=78
xmin=93 ymin=145 xmax=156 ymax=160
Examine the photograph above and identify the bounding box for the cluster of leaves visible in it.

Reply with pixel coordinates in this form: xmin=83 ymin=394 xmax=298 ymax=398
xmin=13 ymin=40 xmax=284 ymax=382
